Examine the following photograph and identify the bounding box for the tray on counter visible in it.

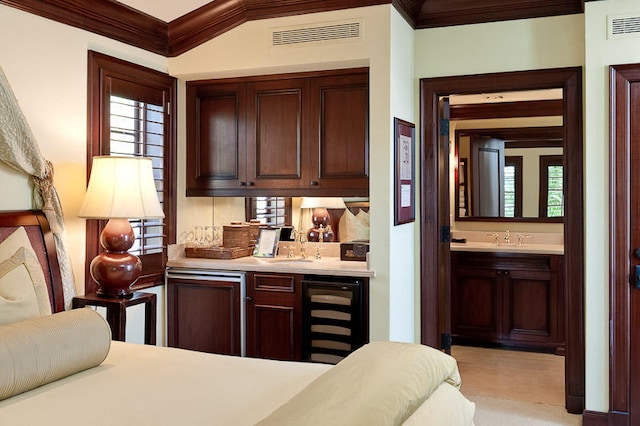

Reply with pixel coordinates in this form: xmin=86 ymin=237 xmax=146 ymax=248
xmin=185 ymin=246 xmax=253 ymax=259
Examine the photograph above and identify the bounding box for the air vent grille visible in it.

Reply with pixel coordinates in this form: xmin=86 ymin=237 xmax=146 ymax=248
xmin=273 ymin=22 xmax=361 ymax=46
xmin=608 ymin=14 xmax=640 ymax=39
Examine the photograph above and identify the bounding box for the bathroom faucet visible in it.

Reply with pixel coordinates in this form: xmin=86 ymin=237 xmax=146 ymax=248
xmin=504 ymin=230 xmax=512 ymax=246
xmin=486 ymin=232 xmax=499 ymax=246
xmin=299 ymin=234 xmax=308 ymax=259
xmin=517 ymin=233 xmax=531 ymax=246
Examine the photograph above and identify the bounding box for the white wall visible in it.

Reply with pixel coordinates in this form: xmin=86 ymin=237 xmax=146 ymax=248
xmin=584 ymin=0 xmax=640 ymax=413
xmin=0 ymin=4 xmax=169 ymax=343
xmin=388 ymin=9 xmax=417 ymax=342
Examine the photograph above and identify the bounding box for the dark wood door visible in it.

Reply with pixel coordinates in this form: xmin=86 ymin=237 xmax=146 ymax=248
xmin=610 ymin=64 xmax=640 ymax=423
xmin=167 ymin=277 xmax=242 ymax=356
xmin=246 ymin=272 xmax=302 ymax=361
xmin=308 ymin=70 xmax=369 ymax=196
xmin=246 ymin=78 xmax=307 ymax=190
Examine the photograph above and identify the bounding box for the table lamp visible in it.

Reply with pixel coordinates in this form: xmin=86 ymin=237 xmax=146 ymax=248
xmin=299 ymin=197 xmax=346 ymax=242
xmin=78 ymin=156 xmax=164 ymax=298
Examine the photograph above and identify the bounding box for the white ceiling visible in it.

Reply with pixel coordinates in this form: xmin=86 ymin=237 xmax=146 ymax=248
xmin=116 ymin=0 xmax=212 ymax=22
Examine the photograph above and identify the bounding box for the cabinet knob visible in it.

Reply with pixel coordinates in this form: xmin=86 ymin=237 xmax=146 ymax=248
xmin=245 ymin=296 xmax=252 ymax=302
xmin=238 ymin=181 xmax=245 ymax=186
xmin=310 ymin=181 xmax=318 ymax=186
xmin=246 ymin=181 xmax=254 ymax=187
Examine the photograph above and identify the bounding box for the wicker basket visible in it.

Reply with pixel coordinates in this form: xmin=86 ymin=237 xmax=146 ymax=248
xmin=185 ymin=246 xmax=252 ymax=259
xmin=223 ymin=224 xmax=250 ymax=248
xmin=248 ymin=219 xmax=261 ymax=246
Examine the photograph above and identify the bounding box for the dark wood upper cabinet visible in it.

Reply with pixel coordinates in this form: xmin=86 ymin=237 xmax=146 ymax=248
xmin=246 ymin=78 xmax=307 ymax=190
xmin=186 ymin=68 xmax=369 ymax=197
xmin=186 ymin=81 xmax=247 ymax=193
xmin=308 ymin=72 xmax=369 ymax=193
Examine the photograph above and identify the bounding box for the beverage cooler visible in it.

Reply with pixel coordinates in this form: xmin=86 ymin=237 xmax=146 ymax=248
xmin=302 ymin=275 xmax=365 ymax=364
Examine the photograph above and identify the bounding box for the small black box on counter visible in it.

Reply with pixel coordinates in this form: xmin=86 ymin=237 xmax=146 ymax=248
xmin=340 ymin=240 xmax=370 ymax=261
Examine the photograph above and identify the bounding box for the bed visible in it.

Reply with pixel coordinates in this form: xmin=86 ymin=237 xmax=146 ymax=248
xmin=0 ymin=210 xmax=475 ymax=425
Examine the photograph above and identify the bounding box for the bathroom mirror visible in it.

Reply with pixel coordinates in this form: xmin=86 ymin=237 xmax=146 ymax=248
xmin=451 ymin=89 xmax=564 ymax=222
xmin=455 ymin=126 xmax=563 ymax=221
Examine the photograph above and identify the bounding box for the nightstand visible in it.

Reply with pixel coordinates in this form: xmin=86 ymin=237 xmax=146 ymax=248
xmin=72 ymin=291 xmax=157 ymax=345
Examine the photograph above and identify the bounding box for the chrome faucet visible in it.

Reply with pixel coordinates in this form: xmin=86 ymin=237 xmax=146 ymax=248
xmin=517 ymin=233 xmax=531 ymax=246
xmin=504 ymin=230 xmax=512 ymax=246
xmin=299 ymin=234 xmax=308 ymax=259
xmin=486 ymin=232 xmax=499 ymax=246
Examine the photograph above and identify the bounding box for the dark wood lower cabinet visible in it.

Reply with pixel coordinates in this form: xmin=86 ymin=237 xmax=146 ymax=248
xmin=246 ymin=272 xmax=302 ymax=361
xmin=451 ymin=251 xmax=564 ymax=352
xmin=167 ymin=276 xmax=242 ymax=356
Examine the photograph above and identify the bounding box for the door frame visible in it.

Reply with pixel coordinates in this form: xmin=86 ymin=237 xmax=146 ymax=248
xmin=609 ymin=63 xmax=640 ymax=424
xmin=419 ymin=67 xmax=584 ymax=414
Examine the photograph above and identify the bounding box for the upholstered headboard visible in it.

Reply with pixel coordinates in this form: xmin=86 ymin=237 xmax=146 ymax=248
xmin=0 ymin=210 xmax=64 ymax=313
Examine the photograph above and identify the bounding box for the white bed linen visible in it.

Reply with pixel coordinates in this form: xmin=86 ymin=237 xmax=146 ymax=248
xmin=0 ymin=341 xmax=474 ymax=425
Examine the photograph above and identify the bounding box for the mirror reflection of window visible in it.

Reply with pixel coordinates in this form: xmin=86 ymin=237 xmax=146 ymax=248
xmin=504 ymin=156 xmax=523 ymax=218
xmin=539 ymin=156 xmax=564 ymax=218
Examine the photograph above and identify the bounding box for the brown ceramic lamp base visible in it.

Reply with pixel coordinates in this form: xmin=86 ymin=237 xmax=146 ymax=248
xmin=90 ymin=218 xmax=141 ymax=298
xmin=306 ymin=207 xmax=335 ymax=242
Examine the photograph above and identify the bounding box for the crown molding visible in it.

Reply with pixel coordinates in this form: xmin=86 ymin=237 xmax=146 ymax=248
xmin=1 ymin=0 xmax=587 ymax=57
xmin=0 ymin=0 xmax=169 ymax=55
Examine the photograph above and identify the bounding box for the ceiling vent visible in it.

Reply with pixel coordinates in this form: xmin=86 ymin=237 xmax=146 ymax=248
xmin=272 ymin=21 xmax=362 ymax=46
xmin=608 ymin=13 xmax=640 ymax=40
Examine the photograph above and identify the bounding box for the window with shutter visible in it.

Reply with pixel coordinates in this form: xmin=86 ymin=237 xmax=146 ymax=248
xmin=245 ymin=197 xmax=292 ymax=227
xmin=87 ymin=51 xmax=177 ymax=292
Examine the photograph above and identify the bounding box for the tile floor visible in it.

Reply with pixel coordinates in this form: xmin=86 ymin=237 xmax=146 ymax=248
xmin=451 ymin=345 xmax=565 ymax=406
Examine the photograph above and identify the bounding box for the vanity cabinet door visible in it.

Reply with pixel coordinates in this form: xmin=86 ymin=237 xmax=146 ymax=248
xmin=451 ymin=265 xmax=503 ymax=340
xmin=502 ymin=268 xmax=558 ymax=344
xmin=246 ymin=272 xmax=302 ymax=361
xmin=451 ymin=252 xmax=564 ymax=352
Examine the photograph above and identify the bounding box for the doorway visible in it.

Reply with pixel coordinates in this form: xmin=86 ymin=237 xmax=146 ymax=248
xmin=419 ymin=67 xmax=584 ymax=414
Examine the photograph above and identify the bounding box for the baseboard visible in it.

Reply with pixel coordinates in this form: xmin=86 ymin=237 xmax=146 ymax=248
xmin=582 ymin=410 xmax=609 ymax=426
xmin=583 ymin=410 xmax=630 ymax=426
xmin=566 ymin=394 xmax=584 ymax=414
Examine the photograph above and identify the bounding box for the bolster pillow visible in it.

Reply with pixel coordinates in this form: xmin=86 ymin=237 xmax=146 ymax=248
xmin=257 ymin=341 xmax=461 ymax=426
xmin=0 ymin=308 xmax=111 ymax=400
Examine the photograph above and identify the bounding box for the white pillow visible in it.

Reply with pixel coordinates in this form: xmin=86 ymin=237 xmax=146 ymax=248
xmin=0 ymin=227 xmax=52 ymax=326
xmin=354 ymin=210 xmax=370 ymax=240
xmin=338 ymin=209 xmax=357 ymax=242
xmin=0 ymin=247 xmax=52 ymax=325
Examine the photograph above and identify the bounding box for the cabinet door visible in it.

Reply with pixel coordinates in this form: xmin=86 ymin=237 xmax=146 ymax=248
xmin=246 ymin=272 xmax=302 ymax=361
xmin=186 ymin=81 xmax=247 ymax=195
xmin=502 ymin=267 xmax=558 ymax=344
xmin=308 ymin=71 xmax=369 ymax=196
xmin=167 ymin=277 xmax=242 ymax=356
xmin=451 ymin=265 xmax=503 ymax=340
xmin=246 ymin=79 xmax=307 ymax=191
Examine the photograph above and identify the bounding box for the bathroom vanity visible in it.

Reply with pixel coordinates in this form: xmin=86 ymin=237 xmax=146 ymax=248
xmin=450 ymin=240 xmax=564 ymax=353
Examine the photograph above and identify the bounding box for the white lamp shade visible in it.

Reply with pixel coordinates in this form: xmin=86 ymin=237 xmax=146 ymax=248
xmin=78 ymin=156 xmax=165 ymax=219
xmin=300 ymin=197 xmax=346 ymax=209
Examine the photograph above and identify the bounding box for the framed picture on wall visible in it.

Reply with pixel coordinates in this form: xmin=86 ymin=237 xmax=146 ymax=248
xmin=394 ymin=117 xmax=415 ymax=225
